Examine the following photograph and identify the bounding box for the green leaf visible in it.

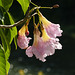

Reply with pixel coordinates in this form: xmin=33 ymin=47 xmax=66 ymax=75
xmin=7 ymin=12 xmax=17 ymax=48
xmin=0 ymin=8 xmax=4 ymax=21
xmin=14 ymin=35 xmax=17 ymax=49
xmin=6 ymin=61 xmax=10 ymax=74
xmin=0 ymin=44 xmax=10 ymax=75
xmin=4 ymin=12 xmax=17 ymax=46
xmin=0 ymin=44 xmax=6 ymax=75
xmin=17 ymin=0 xmax=30 ymax=15
xmin=4 ymin=27 xmax=17 ymax=45
xmin=0 ymin=29 xmax=11 ymax=74
xmin=3 ymin=12 xmax=17 ymax=44
xmin=0 ymin=0 xmax=13 ymax=11
xmin=0 ymin=29 xmax=10 ymax=52
xmin=7 ymin=12 xmax=14 ymax=24
xmin=0 ymin=28 xmax=11 ymax=60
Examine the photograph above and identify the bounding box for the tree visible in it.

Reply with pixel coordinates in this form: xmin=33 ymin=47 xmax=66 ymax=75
xmin=0 ymin=0 xmax=62 ymax=74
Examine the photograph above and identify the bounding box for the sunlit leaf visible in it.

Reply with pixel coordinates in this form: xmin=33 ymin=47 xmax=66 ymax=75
xmin=17 ymin=0 xmax=30 ymax=15
xmin=4 ymin=12 xmax=17 ymax=49
xmin=0 ymin=0 xmax=13 ymax=11
xmin=0 ymin=29 xmax=10 ymax=60
xmin=0 ymin=44 xmax=6 ymax=75
xmin=0 ymin=28 xmax=10 ymax=52
xmin=0 ymin=44 xmax=10 ymax=75
xmin=7 ymin=12 xmax=17 ymax=48
xmin=5 ymin=27 xmax=17 ymax=45
xmin=6 ymin=61 xmax=10 ymax=74
xmin=0 ymin=24 xmax=11 ymax=74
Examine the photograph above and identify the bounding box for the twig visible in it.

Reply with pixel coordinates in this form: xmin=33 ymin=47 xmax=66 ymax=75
xmin=0 ymin=7 xmax=40 ymax=28
xmin=0 ymin=18 xmax=26 ymax=28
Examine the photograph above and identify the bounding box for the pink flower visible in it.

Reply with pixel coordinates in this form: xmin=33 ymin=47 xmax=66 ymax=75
xmin=17 ymin=25 xmax=31 ymax=49
xmin=39 ymin=12 xmax=63 ymax=38
xmin=26 ymin=28 xmax=62 ymax=62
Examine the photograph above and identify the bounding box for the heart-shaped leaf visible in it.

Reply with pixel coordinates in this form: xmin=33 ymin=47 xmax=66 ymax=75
xmin=17 ymin=0 xmax=30 ymax=15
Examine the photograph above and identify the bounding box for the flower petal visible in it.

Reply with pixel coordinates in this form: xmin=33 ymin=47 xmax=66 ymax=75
xmin=39 ymin=12 xmax=63 ymax=38
xmin=45 ymin=23 xmax=63 ymax=38
xmin=26 ymin=46 xmax=33 ymax=57
xmin=26 ymin=28 xmax=60 ymax=62
xmin=17 ymin=35 xmax=31 ymax=49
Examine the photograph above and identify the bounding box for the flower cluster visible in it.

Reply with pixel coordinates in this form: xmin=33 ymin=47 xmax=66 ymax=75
xmin=17 ymin=11 xmax=63 ymax=62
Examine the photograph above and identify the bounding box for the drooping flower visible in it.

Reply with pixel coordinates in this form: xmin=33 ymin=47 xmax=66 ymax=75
xmin=39 ymin=12 xmax=63 ymax=38
xmin=26 ymin=27 xmax=62 ymax=62
xmin=17 ymin=25 xmax=31 ymax=49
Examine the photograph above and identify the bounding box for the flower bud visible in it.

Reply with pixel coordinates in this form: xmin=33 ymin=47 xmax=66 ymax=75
xmin=53 ymin=4 xmax=59 ymax=8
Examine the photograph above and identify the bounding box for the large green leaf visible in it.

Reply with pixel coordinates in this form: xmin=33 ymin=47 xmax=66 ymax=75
xmin=0 ymin=44 xmax=6 ymax=75
xmin=0 ymin=28 xmax=10 ymax=60
xmin=7 ymin=12 xmax=17 ymax=48
xmin=0 ymin=0 xmax=13 ymax=11
xmin=0 ymin=18 xmax=11 ymax=74
xmin=17 ymin=0 xmax=30 ymax=15
xmin=0 ymin=44 xmax=10 ymax=75
xmin=6 ymin=61 xmax=10 ymax=74
xmin=0 ymin=28 xmax=10 ymax=52
xmin=4 ymin=12 xmax=17 ymax=44
xmin=7 ymin=12 xmax=14 ymax=24
xmin=4 ymin=12 xmax=17 ymax=48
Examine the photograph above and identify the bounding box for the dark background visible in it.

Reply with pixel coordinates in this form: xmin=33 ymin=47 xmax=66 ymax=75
xmin=4 ymin=0 xmax=75 ymax=75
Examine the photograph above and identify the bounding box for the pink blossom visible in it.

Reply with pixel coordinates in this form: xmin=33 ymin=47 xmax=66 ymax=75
xmin=17 ymin=35 xmax=31 ymax=49
xmin=17 ymin=25 xmax=31 ymax=49
xmin=26 ymin=28 xmax=62 ymax=62
xmin=39 ymin=12 xmax=63 ymax=38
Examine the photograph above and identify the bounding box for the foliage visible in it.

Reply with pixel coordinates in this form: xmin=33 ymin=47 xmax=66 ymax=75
xmin=0 ymin=0 xmax=13 ymax=11
xmin=0 ymin=0 xmax=30 ymax=74
xmin=17 ymin=0 xmax=30 ymax=15
xmin=0 ymin=44 xmax=10 ymax=75
xmin=0 ymin=44 xmax=6 ymax=75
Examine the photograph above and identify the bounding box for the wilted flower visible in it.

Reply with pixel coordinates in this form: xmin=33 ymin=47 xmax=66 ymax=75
xmin=26 ymin=27 xmax=62 ymax=62
xmin=39 ymin=12 xmax=63 ymax=38
xmin=17 ymin=25 xmax=31 ymax=49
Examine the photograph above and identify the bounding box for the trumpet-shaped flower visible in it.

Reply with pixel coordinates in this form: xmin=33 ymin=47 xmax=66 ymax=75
xmin=39 ymin=12 xmax=63 ymax=38
xmin=17 ymin=25 xmax=31 ymax=49
xmin=26 ymin=28 xmax=62 ymax=62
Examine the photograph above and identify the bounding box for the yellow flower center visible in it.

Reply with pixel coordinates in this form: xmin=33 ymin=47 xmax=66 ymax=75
xmin=19 ymin=25 xmax=28 ymax=36
xmin=42 ymin=29 xmax=50 ymax=42
xmin=39 ymin=12 xmax=51 ymax=27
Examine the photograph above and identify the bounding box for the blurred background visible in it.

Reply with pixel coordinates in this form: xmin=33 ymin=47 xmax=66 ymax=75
xmin=5 ymin=0 xmax=75 ymax=75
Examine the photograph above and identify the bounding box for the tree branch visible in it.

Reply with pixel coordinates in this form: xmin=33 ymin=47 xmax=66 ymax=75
xmin=0 ymin=18 xmax=26 ymax=28
xmin=0 ymin=7 xmax=40 ymax=28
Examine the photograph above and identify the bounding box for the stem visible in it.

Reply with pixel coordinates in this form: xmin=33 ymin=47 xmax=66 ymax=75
xmin=29 ymin=7 xmax=40 ymax=14
xmin=36 ymin=22 xmax=40 ymax=28
xmin=1 ymin=19 xmax=4 ymax=25
xmin=32 ymin=13 xmax=37 ymax=17
xmin=33 ymin=16 xmax=36 ymax=27
xmin=40 ymin=7 xmax=53 ymax=9
xmin=0 ymin=18 xmax=26 ymax=28
xmin=30 ymin=1 xmax=38 ymax=7
xmin=30 ymin=2 xmax=53 ymax=9
xmin=0 ymin=7 xmax=41 ymax=28
xmin=0 ymin=3 xmax=53 ymax=28
xmin=33 ymin=16 xmax=35 ymax=24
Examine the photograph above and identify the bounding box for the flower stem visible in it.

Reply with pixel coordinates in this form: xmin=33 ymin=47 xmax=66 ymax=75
xmin=33 ymin=16 xmax=36 ymax=28
xmin=30 ymin=1 xmax=38 ymax=7
xmin=40 ymin=7 xmax=53 ymax=9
